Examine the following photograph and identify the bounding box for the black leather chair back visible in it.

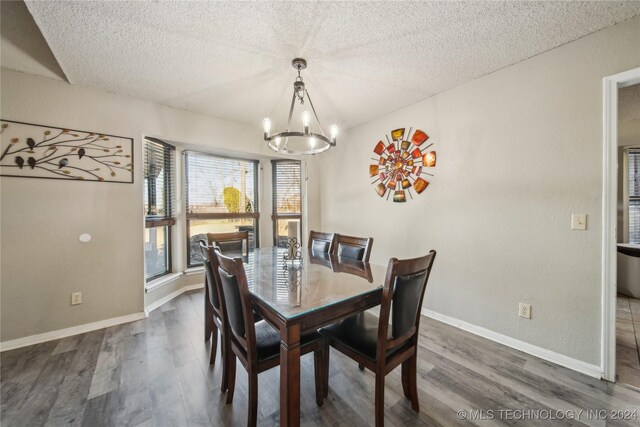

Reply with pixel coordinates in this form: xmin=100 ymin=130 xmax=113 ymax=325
xmin=337 ymin=244 xmax=365 ymax=261
xmin=199 ymin=241 xmax=221 ymax=310
xmin=332 ymin=234 xmax=373 ymax=262
xmin=391 ymin=270 xmax=429 ymax=338
xmin=218 ymin=268 xmax=246 ymax=338
xmin=377 ymin=250 xmax=436 ymax=353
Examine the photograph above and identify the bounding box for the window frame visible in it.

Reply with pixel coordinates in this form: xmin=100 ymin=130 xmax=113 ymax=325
xmin=271 ymin=159 xmax=303 ymax=247
xmin=184 ymin=151 xmax=260 ymax=267
xmin=144 ymin=138 xmax=176 ymax=282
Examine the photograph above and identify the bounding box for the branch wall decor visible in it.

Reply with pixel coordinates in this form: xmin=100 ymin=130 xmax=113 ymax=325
xmin=369 ymin=127 xmax=436 ymax=202
xmin=0 ymin=120 xmax=133 ymax=183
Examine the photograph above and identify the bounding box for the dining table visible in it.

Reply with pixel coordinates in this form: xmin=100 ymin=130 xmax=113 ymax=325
xmin=204 ymin=246 xmax=388 ymax=427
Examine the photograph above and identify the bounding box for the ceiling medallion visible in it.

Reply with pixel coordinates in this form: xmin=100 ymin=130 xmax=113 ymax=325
xmin=263 ymin=58 xmax=337 ymax=155
xmin=369 ymin=128 xmax=436 ymax=202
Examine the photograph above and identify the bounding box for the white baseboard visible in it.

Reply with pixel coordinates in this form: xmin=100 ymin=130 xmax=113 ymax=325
xmin=144 ymin=283 xmax=204 ymax=315
xmin=0 ymin=312 xmax=147 ymax=352
xmin=422 ymin=308 xmax=602 ymax=379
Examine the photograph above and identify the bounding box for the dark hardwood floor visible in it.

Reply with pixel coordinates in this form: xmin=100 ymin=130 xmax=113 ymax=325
xmin=617 ymin=294 xmax=640 ymax=388
xmin=2 ymin=289 xmax=639 ymax=426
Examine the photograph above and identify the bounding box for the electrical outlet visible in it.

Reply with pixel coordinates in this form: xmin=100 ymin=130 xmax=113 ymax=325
xmin=518 ymin=303 xmax=531 ymax=319
xmin=71 ymin=292 xmax=82 ymax=305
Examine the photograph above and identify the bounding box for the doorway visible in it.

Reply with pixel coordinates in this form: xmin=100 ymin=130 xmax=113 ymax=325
xmin=602 ymin=67 xmax=640 ymax=385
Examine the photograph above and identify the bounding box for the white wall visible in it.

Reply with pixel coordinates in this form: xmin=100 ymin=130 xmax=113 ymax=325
xmin=0 ymin=69 xmax=318 ymax=342
xmin=316 ymin=16 xmax=640 ymax=365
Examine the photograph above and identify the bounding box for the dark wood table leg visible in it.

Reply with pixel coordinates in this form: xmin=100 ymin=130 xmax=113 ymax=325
xmin=280 ymin=323 xmax=301 ymax=427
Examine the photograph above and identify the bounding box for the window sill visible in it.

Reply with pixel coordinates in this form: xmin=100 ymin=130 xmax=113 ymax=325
xmin=184 ymin=266 xmax=205 ymax=276
xmin=145 ymin=272 xmax=182 ymax=293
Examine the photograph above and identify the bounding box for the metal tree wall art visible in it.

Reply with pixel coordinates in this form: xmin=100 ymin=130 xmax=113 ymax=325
xmin=369 ymin=127 xmax=436 ymax=202
xmin=0 ymin=120 xmax=133 ymax=183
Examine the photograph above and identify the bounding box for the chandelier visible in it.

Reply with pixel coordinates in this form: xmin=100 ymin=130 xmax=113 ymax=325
xmin=263 ymin=58 xmax=338 ymax=155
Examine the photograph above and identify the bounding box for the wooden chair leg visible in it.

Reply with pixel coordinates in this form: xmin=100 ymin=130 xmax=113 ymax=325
xmin=358 ymin=363 xmax=365 ymax=371
xmin=401 ymin=360 xmax=410 ymax=399
xmin=313 ymin=349 xmax=324 ymax=406
xmin=248 ymin=371 xmax=258 ymax=427
xmin=225 ymin=354 xmax=236 ymax=404
xmin=221 ymin=335 xmax=229 ymax=392
xmin=209 ymin=323 xmax=218 ymax=365
xmin=408 ymin=354 xmax=419 ymax=412
xmin=323 ymin=346 xmax=330 ymax=398
xmin=374 ymin=372 xmax=385 ymax=427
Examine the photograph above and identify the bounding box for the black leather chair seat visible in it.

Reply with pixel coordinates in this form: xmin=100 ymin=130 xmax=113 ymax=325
xmin=254 ymin=320 xmax=322 ymax=362
xmin=320 ymin=312 xmax=406 ymax=361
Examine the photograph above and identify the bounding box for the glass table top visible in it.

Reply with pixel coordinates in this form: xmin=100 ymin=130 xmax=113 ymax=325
xmin=234 ymin=247 xmax=387 ymax=319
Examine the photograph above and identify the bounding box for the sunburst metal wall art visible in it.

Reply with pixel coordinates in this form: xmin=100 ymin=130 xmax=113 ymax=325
xmin=369 ymin=127 xmax=436 ymax=202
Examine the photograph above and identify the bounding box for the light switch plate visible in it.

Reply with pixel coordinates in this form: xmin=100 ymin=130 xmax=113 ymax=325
xmin=571 ymin=213 xmax=587 ymax=230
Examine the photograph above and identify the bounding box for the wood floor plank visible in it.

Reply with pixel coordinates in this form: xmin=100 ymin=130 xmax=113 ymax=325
xmin=52 ymin=334 xmax=85 ymax=356
xmin=115 ymin=326 xmax=153 ymax=427
xmin=46 ymin=329 xmax=106 ymax=426
xmin=87 ymin=324 xmax=129 ymax=399
xmin=2 ymin=290 xmax=640 ymax=427
xmin=1 ymin=340 xmax=58 ymax=423
xmin=162 ymin=307 xmax=214 ymax=426
xmin=145 ymin=308 xmax=190 ymax=427
xmin=13 ymin=350 xmax=77 ymax=426
xmin=81 ymin=390 xmax=119 ymax=427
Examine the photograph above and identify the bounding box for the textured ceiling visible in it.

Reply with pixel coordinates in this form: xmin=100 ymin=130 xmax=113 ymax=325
xmin=12 ymin=1 xmax=640 ymax=130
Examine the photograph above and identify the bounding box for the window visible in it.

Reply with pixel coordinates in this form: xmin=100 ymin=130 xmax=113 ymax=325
xmin=629 ymin=148 xmax=640 ymax=244
xmin=185 ymin=151 xmax=259 ymax=266
xmin=272 ymin=160 xmax=302 ymax=247
xmin=144 ymin=138 xmax=176 ymax=281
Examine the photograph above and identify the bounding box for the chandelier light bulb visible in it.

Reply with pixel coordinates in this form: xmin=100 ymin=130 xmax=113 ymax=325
xmin=301 ymin=111 xmax=310 ymax=134
xmin=309 ymin=137 xmax=316 ymax=148
xmin=330 ymin=124 xmax=338 ymax=143
xmin=263 ymin=118 xmax=271 ymax=138
xmin=275 ymin=137 xmax=282 ymax=146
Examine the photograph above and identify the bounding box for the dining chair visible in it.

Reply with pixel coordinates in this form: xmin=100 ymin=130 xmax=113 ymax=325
xmin=207 ymin=231 xmax=249 ymax=254
xmin=320 ymin=250 xmax=436 ymax=427
xmin=199 ymin=241 xmax=232 ymax=392
xmin=214 ymin=249 xmax=327 ymax=427
xmin=204 ymin=231 xmax=252 ymax=341
xmin=332 ymin=234 xmax=374 ymax=262
xmin=308 ymin=230 xmax=337 ymax=254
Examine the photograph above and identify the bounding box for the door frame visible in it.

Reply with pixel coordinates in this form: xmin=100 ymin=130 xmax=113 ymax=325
xmin=601 ymin=67 xmax=640 ymax=381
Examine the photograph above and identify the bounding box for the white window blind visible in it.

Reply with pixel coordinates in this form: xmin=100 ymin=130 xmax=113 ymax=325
xmin=144 ymin=138 xmax=175 ymax=219
xmin=143 ymin=138 xmax=175 ymax=281
xmin=272 ymin=160 xmax=302 ymax=215
xmin=272 ymin=160 xmax=302 ymax=247
xmin=185 ymin=151 xmax=257 ymax=215
xmin=629 ymin=148 xmax=640 ymax=244
xmin=184 ymin=151 xmax=259 ymax=266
